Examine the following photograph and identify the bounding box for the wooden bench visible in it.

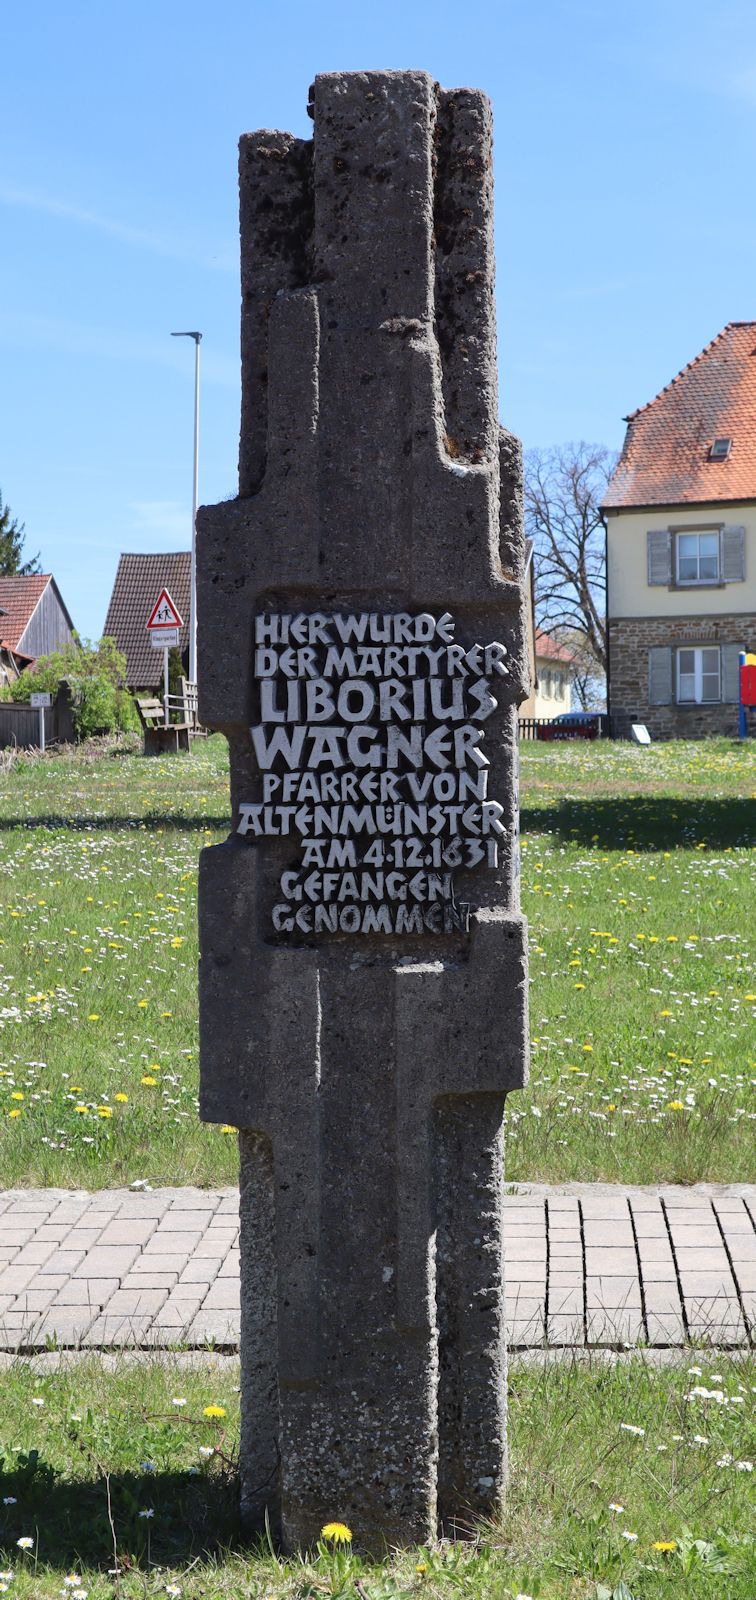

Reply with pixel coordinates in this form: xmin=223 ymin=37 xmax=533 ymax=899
xmin=135 ymin=696 xmax=192 ymax=756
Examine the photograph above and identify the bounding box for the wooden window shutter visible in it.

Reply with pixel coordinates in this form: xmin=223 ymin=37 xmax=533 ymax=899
xmin=722 ymin=642 xmax=743 ymax=703
xmin=647 ymin=529 xmax=672 ymax=585
xmin=648 ymin=645 xmax=673 ymax=704
xmin=721 ymin=526 xmax=746 ymax=583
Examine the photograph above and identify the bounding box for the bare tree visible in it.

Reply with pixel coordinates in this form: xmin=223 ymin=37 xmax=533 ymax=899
xmin=525 ymin=443 xmax=616 ymax=677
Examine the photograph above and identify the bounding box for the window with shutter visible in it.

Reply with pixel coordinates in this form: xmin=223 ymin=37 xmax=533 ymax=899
xmin=675 ymin=646 xmax=723 ymax=703
xmin=647 ymin=529 xmax=672 ymax=585
xmin=722 ymin=642 xmax=744 ymax=703
xmin=721 ymin=526 xmax=746 ymax=583
xmin=648 ymin=646 xmax=673 ymax=704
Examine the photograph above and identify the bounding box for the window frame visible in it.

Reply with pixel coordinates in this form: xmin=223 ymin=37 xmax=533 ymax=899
xmin=676 ymin=645 xmax=721 ymax=705
xmin=675 ymin=528 xmax=721 ymax=586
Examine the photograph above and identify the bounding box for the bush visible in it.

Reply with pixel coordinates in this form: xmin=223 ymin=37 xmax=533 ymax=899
xmin=10 ymin=636 xmax=134 ymax=739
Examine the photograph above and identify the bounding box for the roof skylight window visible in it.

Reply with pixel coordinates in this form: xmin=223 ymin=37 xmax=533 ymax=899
xmin=709 ymin=437 xmax=732 ymax=460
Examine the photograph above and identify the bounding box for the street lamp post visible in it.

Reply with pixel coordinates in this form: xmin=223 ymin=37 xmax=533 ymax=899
xmin=171 ymin=330 xmax=202 ymax=686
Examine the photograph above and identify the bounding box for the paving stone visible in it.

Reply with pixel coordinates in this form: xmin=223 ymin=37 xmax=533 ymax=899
xmin=643 ymin=1283 xmax=684 ymax=1314
xmin=505 ymin=1233 xmax=546 ymax=1252
xmin=12 ymin=1242 xmax=57 ymax=1266
xmin=674 ymin=1248 xmax=732 ymax=1270
xmin=32 ymin=1310 xmax=96 ymax=1343
xmin=59 ymin=1229 xmax=104 ymax=1251
xmin=547 ymin=1313 xmax=584 ymax=1344
xmin=96 ymin=1219 xmax=157 ymax=1247
xmin=646 ymin=1312 xmax=686 ymax=1345
xmin=72 ymin=1246 xmax=140 ymax=1277
xmin=586 ymin=1278 xmax=642 ymax=1309
xmin=132 ymin=1252 xmax=190 ymax=1274
xmin=158 ymin=1212 xmax=215 ymax=1231
xmin=586 ymin=1309 xmax=643 ymax=1345
xmin=104 ymin=1289 xmax=169 ymax=1316
xmin=38 ymin=1251 xmax=86 ymax=1275
xmin=583 ymin=1223 xmax=633 ymax=1246
xmin=1 ymin=1227 xmax=36 ymax=1247
xmin=10 ymin=1289 xmax=56 ymax=1312
xmin=507 ymin=1264 xmax=547 ymax=1284
xmin=678 ymin=1272 xmax=738 ymax=1296
xmin=0 ymin=1266 xmax=37 ymax=1293
xmin=120 ymin=1272 xmax=179 ymax=1291
xmin=83 ymin=1316 xmax=160 ymax=1346
xmin=548 ymin=1285 xmax=583 ymax=1315
xmin=584 ymin=1248 xmax=638 ymax=1275
xmin=201 ymin=1281 xmax=240 ymax=1310
xmin=53 ymin=1279 xmax=119 ymax=1306
xmin=177 ymin=1258 xmax=221 ymax=1285
xmin=641 ymin=1260 xmax=683 ymax=1282
xmin=635 ymin=1237 xmax=676 ymax=1261
xmin=218 ymin=1252 xmax=241 ymax=1278
xmin=184 ymin=1310 xmax=240 ymax=1343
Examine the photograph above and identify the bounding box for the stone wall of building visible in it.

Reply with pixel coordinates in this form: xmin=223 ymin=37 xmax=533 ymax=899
xmin=609 ymin=612 xmax=755 ymax=738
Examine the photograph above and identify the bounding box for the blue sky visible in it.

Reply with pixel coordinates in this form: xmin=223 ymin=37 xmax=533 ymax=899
xmin=2 ymin=0 xmax=755 ymax=640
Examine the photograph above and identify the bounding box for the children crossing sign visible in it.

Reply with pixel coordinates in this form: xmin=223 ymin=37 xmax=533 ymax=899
xmin=146 ymin=589 xmax=184 ymax=631
xmin=146 ymin=589 xmax=185 ymax=727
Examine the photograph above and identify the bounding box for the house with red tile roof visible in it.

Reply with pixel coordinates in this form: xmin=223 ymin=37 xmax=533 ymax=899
xmin=602 ymin=323 xmax=756 ymax=737
xmin=104 ymin=552 xmax=191 ymax=689
xmin=0 ymin=574 xmax=76 ymax=688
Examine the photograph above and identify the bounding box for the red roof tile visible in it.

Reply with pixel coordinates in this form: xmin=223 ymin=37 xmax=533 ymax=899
xmin=0 ymin=575 xmax=50 ymax=651
xmin=104 ymin=553 xmax=191 ymax=688
xmin=602 ymin=322 xmax=756 ymax=509
xmin=534 ymin=629 xmax=574 ymax=664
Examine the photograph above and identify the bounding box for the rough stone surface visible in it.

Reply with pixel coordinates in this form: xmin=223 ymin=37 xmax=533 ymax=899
xmin=196 ymin=70 xmax=531 ymax=1552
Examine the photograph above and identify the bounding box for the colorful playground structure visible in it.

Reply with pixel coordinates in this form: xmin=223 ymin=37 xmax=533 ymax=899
xmin=739 ymin=650 xmax=756 ymax=738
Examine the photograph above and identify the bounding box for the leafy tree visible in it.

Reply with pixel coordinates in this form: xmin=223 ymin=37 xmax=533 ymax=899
xmin=525 ymin=443 xmax=616 ymax=684
xmin=9 ymin=635 xmax=138 ymax=737
xmin=0 ymin=490 xmax=40 ymax=576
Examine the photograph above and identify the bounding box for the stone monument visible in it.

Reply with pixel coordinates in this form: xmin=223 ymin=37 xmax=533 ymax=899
xmin=197 ymin=69 xmax=529 ymax=1553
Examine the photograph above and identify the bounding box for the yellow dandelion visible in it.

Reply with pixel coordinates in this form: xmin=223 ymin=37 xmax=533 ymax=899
xmin=114 ymin=1093 xmax=129 ymax=1103
xmin=88 ymin=1013 xmax=100 ymax=1022
xmin=141 ymin=1076 xmax=158 ymax=1087
xmin=170 ymin=937 xmax=184 ymax=948
xmin=161 ymin=1010 xmax=173 ymax=1018
xmin=8 ymin=1109 xmax=22 ymax=1119
xmin=11 ymin=1092 xmax=24 ymax=1101
xmin=320 ymin=1521 xmax=352 ymax=1544
xmin=137 ymin=999 xmax=149 ymax=1008
xmin=659 ymin=1010 xmax=672 ymax=1018
xmin=220 ymin=1124 xmax=237 ymax=1134
xmin=574 ymin=981 xmax=586 ymax=990
xmin=97 ymin=1106 xmax=113 ymax=1119
xmin=75 ymin=1105 xmax=89 ymax=1115
xmin=203 ymin=1405 xmax=226 ymax=1419
xmin=667 ymin=1100 xmax=685 ymax=1111
xmin=652 ymin=1540 xmax=677 ymax=1552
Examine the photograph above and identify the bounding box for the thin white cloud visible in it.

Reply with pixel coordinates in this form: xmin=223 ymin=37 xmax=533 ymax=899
xmin=0 ymin=180 xmax=236 ymax=271
xmin=130 ymin=501 xmax=192 ymax=540
xmin=0 ymin=309 xmax=238 ymax=388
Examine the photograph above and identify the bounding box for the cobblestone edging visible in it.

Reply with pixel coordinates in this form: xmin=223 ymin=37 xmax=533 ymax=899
xmin=0 ymin=1184 xmax=753 ymax=1353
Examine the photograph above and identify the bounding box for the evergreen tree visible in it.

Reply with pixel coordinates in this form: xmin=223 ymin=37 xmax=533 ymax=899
xmin=0 ymin=490 xmax=40 ymax=576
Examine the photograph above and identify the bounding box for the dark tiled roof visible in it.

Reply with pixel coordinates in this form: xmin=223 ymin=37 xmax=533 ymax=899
xmin=0 ymin=575 xmax=51 ymax=650
xmin=603 ymin=322 xmax=756 ymax=509
xmin=103 ymin=553 xmax=191 ymax=688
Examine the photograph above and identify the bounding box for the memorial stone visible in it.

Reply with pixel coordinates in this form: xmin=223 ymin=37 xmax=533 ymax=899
xmin=197 ymin=69 xmax=529 ymax=1553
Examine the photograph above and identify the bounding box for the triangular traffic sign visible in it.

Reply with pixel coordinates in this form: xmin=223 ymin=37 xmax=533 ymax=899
xmin=146 ymin=588 xmax=185 ymax=629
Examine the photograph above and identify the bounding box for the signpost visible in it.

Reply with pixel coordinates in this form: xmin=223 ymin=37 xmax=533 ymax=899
xmin=30 ymin=691 xmax=52 ymax=753
xmin=146 ymin=590 xmax=184 ymax=726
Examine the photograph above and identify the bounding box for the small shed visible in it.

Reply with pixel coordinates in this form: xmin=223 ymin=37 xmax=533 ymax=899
xmin=103 ymin=552 xmax=191 ymax=690
xmin=0 ymin=574 xmax=76 ymax=687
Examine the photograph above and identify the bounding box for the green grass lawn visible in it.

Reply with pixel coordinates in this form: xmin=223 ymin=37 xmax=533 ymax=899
xmin=0 ymin=735 xmax=753 ymax=1188
xmin=0 ymin=1352 xmax=752 ymax=1598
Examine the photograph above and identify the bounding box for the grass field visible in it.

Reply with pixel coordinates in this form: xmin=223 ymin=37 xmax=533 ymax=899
xmin=0 ymin=1352 xmax=752 ymax=1598
xmin=0 ymin=734 xmax=753 ymax=1188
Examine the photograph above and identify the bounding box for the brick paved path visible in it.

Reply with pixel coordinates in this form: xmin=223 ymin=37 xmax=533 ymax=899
xmin=0 ymin=1184 xmax=753 ymax=1352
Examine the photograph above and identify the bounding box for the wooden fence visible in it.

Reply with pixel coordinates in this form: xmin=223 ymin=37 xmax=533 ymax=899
xmin=0 ymin=685 xmax=76 ymax=750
